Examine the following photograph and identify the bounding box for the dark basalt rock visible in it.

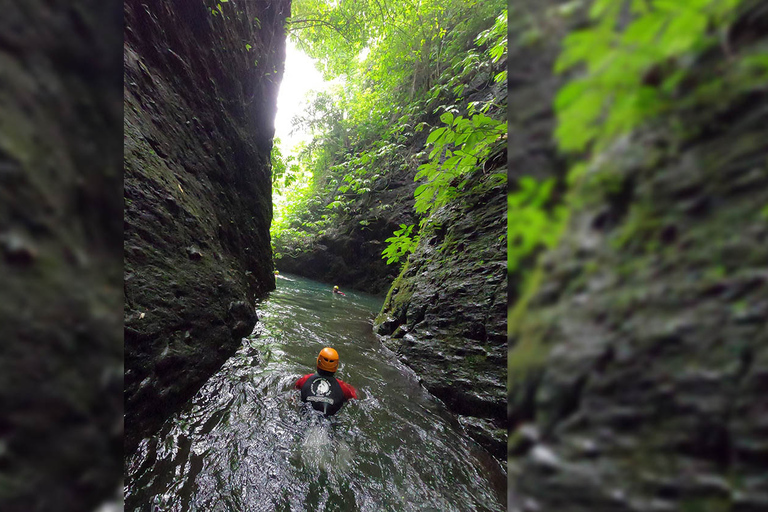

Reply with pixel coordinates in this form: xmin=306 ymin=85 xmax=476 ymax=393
xmin=123 ymin=0 xmax=287 ymax=454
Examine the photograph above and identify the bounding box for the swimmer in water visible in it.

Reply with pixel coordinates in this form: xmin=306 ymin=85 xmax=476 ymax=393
xmin=295 ymin=347 xmax=357 ymax=416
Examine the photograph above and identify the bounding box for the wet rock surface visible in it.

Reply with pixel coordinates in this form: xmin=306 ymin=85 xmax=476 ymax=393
xmin=124 ymin=0 xmax=287 ymax=453
xmin=375 ymin=160 xmax=508 ymax=460
xmin=0 ymin=1 xmax=123 ymax=509
xmin=508 ymin=8 xmax=768 ymax=510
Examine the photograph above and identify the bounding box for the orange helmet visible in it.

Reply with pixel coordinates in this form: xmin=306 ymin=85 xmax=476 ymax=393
xmin=317 ymin=347 xmax=339 ymax=373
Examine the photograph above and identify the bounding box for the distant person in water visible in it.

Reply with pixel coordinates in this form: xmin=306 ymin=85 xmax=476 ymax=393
xmin=295 ymin=347 xmax=357 ymax=416
xmin=332 ymin=285 xmax=345 ymax=296
xmin=274 ymin=270 xmax=279 ymax=276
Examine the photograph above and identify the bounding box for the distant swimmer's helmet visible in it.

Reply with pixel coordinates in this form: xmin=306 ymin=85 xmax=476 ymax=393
xmin=334 ymin=285 xmax=339 ymax=290
xmin=274 ymin=270 xmax=279 ymax=275
xmin=317 ymin=347 xmax=339 ymax=373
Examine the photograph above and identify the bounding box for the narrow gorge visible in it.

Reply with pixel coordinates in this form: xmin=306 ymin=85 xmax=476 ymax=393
xmin=120 ymin=0 xmax=768 ymax=510
xmin=271 ymin=0 xmax=510 ymax=461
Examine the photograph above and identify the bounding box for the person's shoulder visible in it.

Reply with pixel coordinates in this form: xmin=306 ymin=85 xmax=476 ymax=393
xmin=295 ymin=373 xmax=313 ymax=387
xmin=337 ymin=379 xmax=358 ymax=399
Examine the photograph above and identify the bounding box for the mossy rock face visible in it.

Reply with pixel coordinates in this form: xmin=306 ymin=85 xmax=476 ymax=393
xmin=123 ymin=0 xmax=287 ymax=454
xmin=508 ymin=11 xmax=768 ymax=510
xmin=375 ymin=165 xmax=508 ymax=460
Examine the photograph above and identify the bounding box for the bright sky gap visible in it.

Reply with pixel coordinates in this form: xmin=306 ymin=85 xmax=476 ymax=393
xmin=274 ymin=40 xmax=330 ymax=154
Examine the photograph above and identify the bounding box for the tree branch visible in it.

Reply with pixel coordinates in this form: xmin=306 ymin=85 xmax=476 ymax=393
xmin=287 ymin=18 xmax=354 ymax=43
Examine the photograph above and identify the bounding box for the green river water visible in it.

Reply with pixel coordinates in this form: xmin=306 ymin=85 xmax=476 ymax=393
xmin=125 ymin=273 xmax=506 ymax=511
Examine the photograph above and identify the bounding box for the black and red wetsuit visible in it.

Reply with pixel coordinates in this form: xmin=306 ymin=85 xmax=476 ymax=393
xmin=295 ymin=370 xmax=357 ymax=416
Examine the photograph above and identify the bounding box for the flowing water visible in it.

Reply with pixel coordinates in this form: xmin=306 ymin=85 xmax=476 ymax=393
xmin=125 ymin=273 xmax=506 ymax=511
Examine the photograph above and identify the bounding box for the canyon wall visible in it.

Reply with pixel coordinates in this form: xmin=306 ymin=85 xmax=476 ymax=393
xmin=124 ymin=0 xmax=289 ymax=453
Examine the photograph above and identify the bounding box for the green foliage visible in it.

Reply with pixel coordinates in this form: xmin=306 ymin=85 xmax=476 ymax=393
xmin=377 ymin=9 xmax=508 ymax=263
xmin=270 ymin=138 xmax=296 ymax=186
xmin=333 ymin=139 xmax=406 ymax=196
xmin=270 ymin=142 xmax=326 ymax=258
xmin=555 ymin=0 xmax=748 ymax=153
xmin=382 ymin=224 xmax=420 ymax=265
xmin=476 ymin=11 xmax=508 ymax=84
xmin=507 ymin=178 xmax=568 ymax=273
xmin=415 ymin=113 xmax=506 ymax=216
xmin=291 ymin=0 xmax=505 ymax=127
xmin=273 ymin=0 xmax=507 ymax=266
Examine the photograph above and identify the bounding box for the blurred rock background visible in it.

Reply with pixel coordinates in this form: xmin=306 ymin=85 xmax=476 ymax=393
xmin=0 ymin=0 xmax=123 ymax=510
xmin=507 ymin=1 xmax=768 ymax=510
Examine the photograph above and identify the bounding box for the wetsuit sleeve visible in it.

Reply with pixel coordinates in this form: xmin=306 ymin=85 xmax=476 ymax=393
xmin=295 ymin=374 xmax=311 ymax=389
xmin=338 ymin=380 xmax=358 ymax=400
